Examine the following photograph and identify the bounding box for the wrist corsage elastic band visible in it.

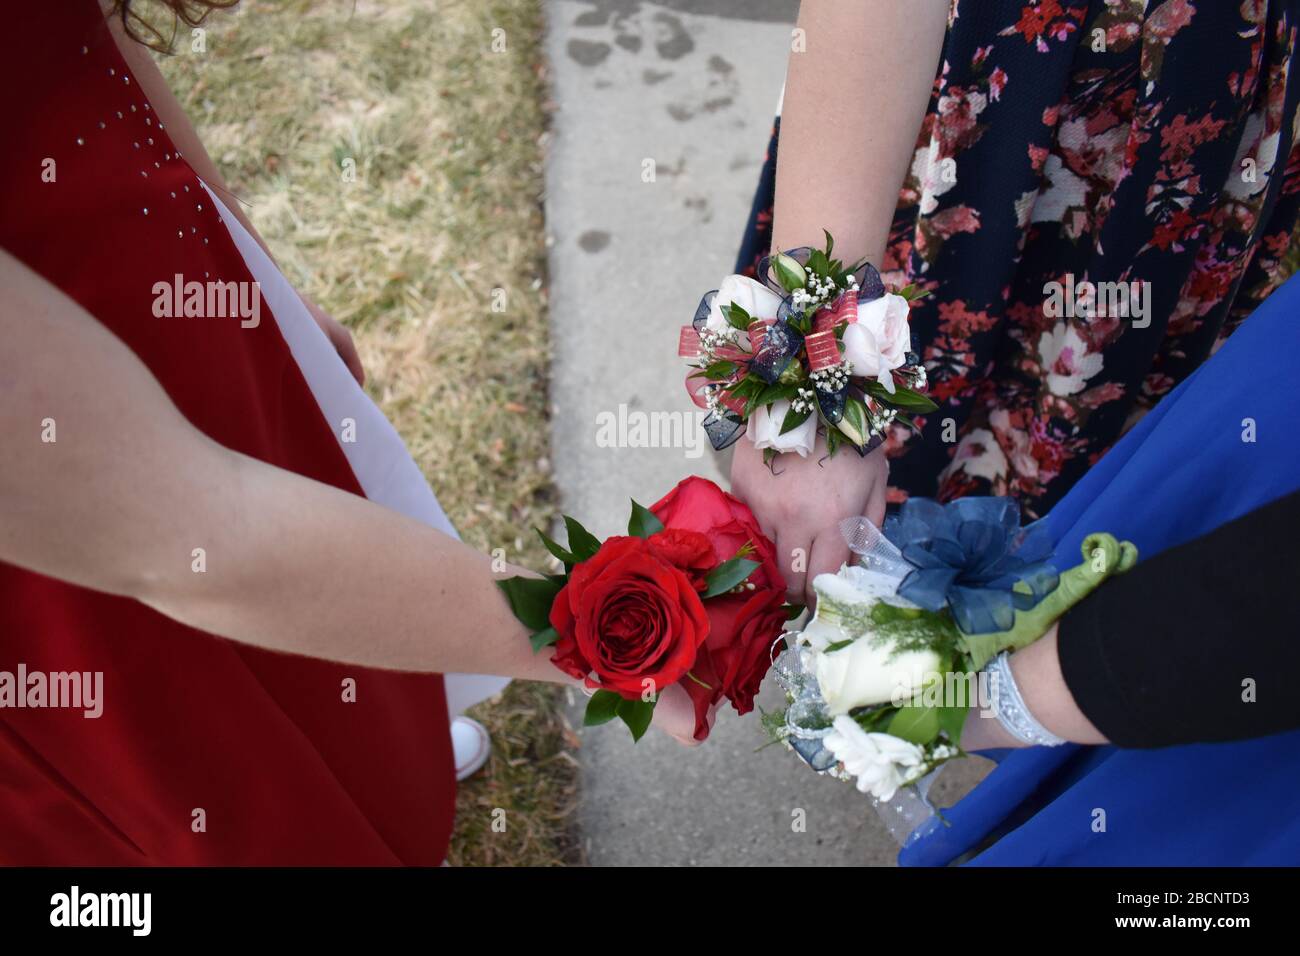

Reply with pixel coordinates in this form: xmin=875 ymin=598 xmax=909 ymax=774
xmin=983 ymin=650 xmax=1067 ymax=748
xmin=679 ymin=231 xmax=936 ymax=462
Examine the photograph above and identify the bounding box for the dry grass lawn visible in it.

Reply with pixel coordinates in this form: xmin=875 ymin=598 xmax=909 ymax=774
xmin=152 ymin=0 xmax=579 ymax=866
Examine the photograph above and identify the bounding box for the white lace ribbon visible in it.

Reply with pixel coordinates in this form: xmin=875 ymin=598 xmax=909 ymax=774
xmin=838 ymin=515 xmax=914 ymax=579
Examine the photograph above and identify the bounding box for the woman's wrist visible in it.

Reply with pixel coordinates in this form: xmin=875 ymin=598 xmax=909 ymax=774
xmin=1009 ymin=626 xmax=1108 ymax=745
xmin=963 ymin=624 xmax=1110 ymax=750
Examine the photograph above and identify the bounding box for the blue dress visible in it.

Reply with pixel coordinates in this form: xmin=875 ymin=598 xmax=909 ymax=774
xmin=900 ymin=273 xmax=1300 ymax=866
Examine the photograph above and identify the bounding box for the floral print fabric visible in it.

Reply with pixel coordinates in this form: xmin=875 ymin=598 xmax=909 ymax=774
xmin=737 ymin=0 xmax=1300 ymax=516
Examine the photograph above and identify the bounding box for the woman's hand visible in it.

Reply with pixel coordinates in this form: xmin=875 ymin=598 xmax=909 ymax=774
xmin=730 ymin=433 xmax=888 ymax=608
xmin=302 ymin=294 xmax=365 ymax=386
xmin=746 ymin=0 xmax=946 ymax=611
xmin=651 ymin=682 xmax=714 ymax=747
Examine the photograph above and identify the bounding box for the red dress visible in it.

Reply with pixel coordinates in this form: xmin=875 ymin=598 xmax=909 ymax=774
xmin=0 ymin=2 xmax=458 ymax=864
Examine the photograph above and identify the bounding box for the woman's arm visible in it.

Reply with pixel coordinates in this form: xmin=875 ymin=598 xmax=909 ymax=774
xmin=1 ymin=249 xmax=708 ymax=741
xmin=960 ymin=624 xmax=1109 ymax=751
xmin=0 ymin=248 xmax=554 ymax=681
xmin=770 ymin=0 xmax=950 ymax=270
xmin=1054 ymin=491 xmax=1300 ymax=748
xmin=731 ymin=0 xmax=950 ymax=607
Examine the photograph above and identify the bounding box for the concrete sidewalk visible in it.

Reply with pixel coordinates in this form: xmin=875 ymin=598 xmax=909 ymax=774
xmin=543 ymin=0 xmax=984 ymax=866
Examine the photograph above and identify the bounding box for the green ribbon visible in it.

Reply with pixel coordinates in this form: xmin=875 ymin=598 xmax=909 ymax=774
xmin=960 ymin=533 xmax=1139 ymax=671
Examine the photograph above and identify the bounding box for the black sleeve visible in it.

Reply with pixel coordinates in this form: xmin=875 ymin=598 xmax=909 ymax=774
xmin=1056 ymin=490 xmax=1300 ymax=749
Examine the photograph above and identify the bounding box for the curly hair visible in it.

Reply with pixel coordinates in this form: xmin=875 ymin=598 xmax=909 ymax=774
xmin=109 ymin=0 xmax=241 ymax=52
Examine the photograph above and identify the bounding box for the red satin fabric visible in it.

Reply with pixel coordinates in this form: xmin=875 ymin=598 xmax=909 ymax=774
xmin=0 ymin=2 xmax=455 ymax=864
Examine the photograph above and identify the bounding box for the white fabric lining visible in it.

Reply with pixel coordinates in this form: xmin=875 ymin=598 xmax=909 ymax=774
xmin=203 ymin=182 xmax=510 ymax=717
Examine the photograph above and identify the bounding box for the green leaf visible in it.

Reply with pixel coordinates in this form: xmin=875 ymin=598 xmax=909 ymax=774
xmin=823 ymin=638 xmax=856 ymax=654
xmin=722 ymin=302 xmax=752 ymax=330
xmin=878 ymin=385 xmax=938 ymax=413
xmin=772 ymin=252 xmax=807 ymax=293
xmin=703 ymin=556 xmax=760 ymax=598
xmin=806 ymin=248 xmax=831 ymax=278
xmin=584 ymin=690 xmax=623 ymax=727
xmin=755 ymin=382 xmax=790 ymax=405
xmin=936 ymin=705 xmax=970 ymax=744
xmin=779 ymin=405 xmax=812 ymax=436
xmin=563 ymin=515 xmax=602 ymax=562
xmin=777 ymin=360 xmax=809 ymax=385
xmin=844 ymin=396 xmax=867 ymax=430
xmin=783 ymin=603 xmax=805 ymax=621
xmin=851 ymin=703 xmax=897 ymax=733
xmin=747 ymin=381 xmax=800 ymax=418
xmin=535 ymin=528 xmax=576 ymax=567
xmin=887 ymin=704 xmax=941 ymax=745
xmin=726 ymin=374 xmax=766 ymax=400
xmin=703 ymin=360 xmax=738 ymax=380
xmin=617 ymin=696 xmax=657 ymax=742
xmin=871 ymin=602 xmax=926 ymax=623
xmin=822 ymin=228 xmax=834 ymax=257
xmin=529 ymin=625 xmax=560 ymax=653
xmin=495 ymin=576 xmax=562 ymax=631
xmin=627 ymin=499 xmax=665 ymax=539
xmin=837 ymin=396 xmax=868 ymax=448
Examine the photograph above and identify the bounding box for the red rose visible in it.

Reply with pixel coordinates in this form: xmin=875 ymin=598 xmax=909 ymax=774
xmin=646 ymin=527 xmax=715 ymax=590
xmin=650 ymin=478 xmax=788 ymax=739
xmin=704 ymin=590 xmax=789 ymax=713
xmin=549 ymin=536 xmax=709 ymax=699
xmin=650 ymin=476 xmax=786 ymax=593
xmin=680 ymin=589 xmax=788 ymax=734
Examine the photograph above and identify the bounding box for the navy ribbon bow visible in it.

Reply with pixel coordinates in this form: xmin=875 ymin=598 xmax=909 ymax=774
xmin=883 ymin=497 xmax=1059 ymax=634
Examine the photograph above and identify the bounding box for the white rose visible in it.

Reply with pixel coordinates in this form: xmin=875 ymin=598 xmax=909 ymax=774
xmin=824 ymin=715 xmax=926 ymax=802
xmin=815 ymin=636 xmax=942 ymax=715
xmin=706 ymin=274 xmax=784 ymax=335
xmin=841 ymin=293 xmax=912 ymax=393
xmin=799 ymin=573 xmax=879 ymax=651
xmin=804 ymin=572 xmax=941 ymax=714
xmin=748 ymin=398 xmax=816 ymax=458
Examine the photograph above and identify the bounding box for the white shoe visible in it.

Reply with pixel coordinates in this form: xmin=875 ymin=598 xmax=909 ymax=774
xmin=451 ymin=716 xmax=491 ymax=781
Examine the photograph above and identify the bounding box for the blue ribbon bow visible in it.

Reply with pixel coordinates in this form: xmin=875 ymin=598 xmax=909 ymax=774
xmin=884 ymin=498 xmax=1059 ymax=634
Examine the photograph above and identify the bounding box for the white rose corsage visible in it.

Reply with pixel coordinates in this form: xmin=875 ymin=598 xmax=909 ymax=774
xmin=763 ymin=497 xmax=1138 ymax=846
xmin=677 ymin=231 xmax=934 ymax=461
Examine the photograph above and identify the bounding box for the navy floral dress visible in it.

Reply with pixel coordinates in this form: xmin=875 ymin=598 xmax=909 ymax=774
xmin=738 ymin=0 xmax=1300 ymax=517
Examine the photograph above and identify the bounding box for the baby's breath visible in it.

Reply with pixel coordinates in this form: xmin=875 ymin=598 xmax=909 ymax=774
xmin=697 ymin=326 xmax=743 ymax=362
xmin=790 ymin=386 xmax=817 ymax=415
xmin=790 ymin=272 xmax=856 ymax=314
xmin=810 ymin=359 xmax=852 ymax=393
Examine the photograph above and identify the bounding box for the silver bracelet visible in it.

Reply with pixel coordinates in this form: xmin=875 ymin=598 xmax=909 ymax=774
xmin=984 ymin=651 xmax=1067 ymax=747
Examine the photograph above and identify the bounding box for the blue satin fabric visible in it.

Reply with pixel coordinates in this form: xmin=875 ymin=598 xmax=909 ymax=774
xmin=900 ymin=275 xmax=1300 ymax=866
